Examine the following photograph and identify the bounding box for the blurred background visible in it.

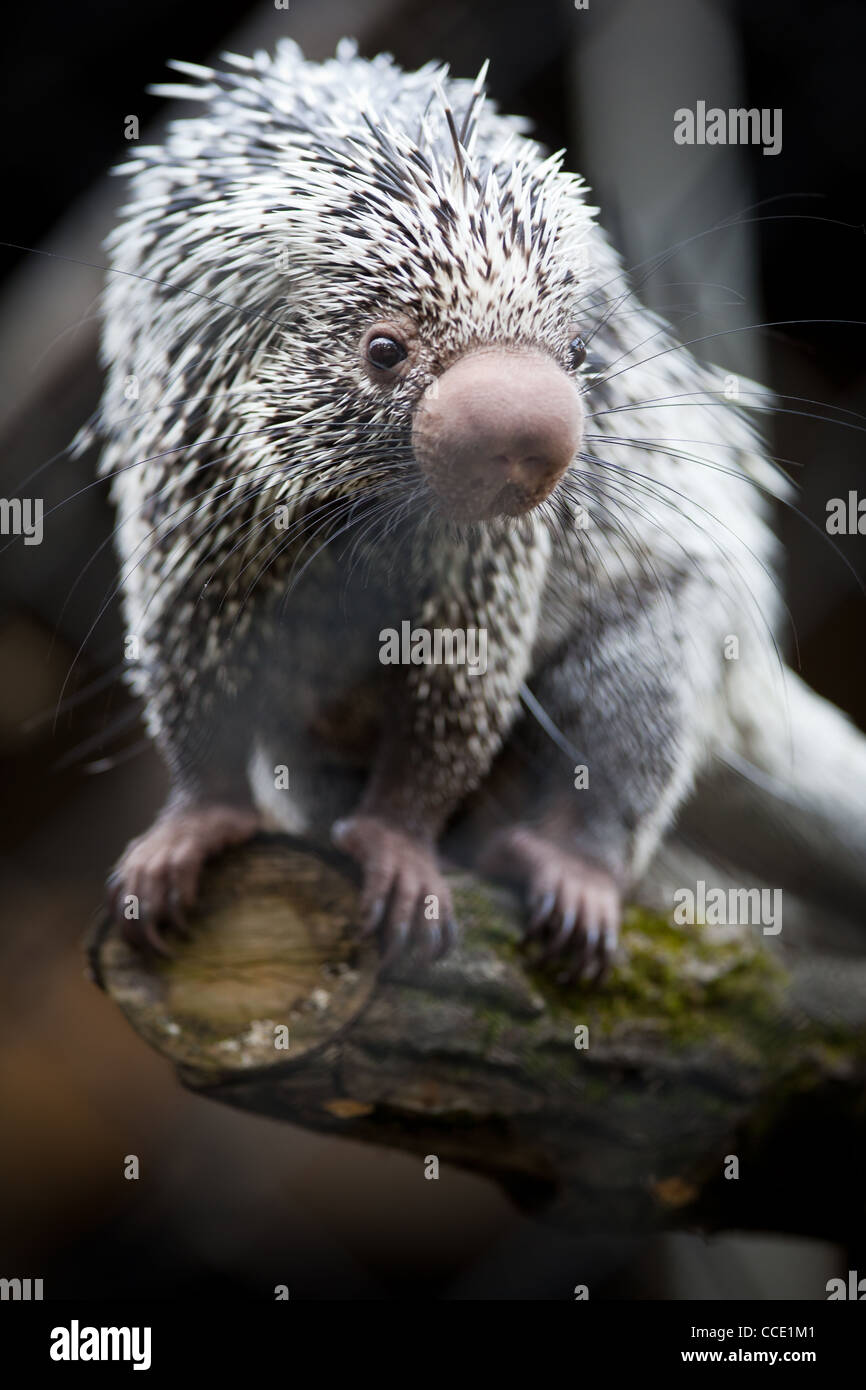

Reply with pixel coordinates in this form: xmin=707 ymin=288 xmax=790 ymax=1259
xmin=0 ymin=0 xmax=863 ymax=1298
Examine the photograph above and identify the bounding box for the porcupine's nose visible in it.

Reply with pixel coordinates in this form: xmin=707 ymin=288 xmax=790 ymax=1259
xmin=411 ymin=350 xmax=583 ymax=521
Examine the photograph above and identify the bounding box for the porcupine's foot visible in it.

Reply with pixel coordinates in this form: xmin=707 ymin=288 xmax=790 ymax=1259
xmin=478 ymin=826 xmax=621 ymax=983
xmin=107 ymin=804 xmax=261 ymax=955
xmin=331 ymin=815 xmax=457 ymax=966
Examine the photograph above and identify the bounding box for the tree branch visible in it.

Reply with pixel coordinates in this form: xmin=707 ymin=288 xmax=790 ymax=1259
xmin=90 ymin=834 xmax=866 ymax=1242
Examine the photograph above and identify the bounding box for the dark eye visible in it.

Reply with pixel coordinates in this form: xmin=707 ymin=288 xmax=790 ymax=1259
xmin=367 ymin=335 xmax=408 ymax=371
xmin=569 ymin=335 xmax=588 ymax=370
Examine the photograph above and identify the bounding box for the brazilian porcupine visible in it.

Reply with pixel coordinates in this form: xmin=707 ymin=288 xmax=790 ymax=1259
xmin=99 ymin=39 xmax=866 ymax=977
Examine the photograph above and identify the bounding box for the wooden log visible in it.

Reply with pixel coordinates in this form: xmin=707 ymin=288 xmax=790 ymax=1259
xmin=89 ymin=833 xmax=866 ymax=1243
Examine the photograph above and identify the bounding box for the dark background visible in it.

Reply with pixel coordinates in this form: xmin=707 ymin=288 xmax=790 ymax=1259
xmin=0 ymin=0 xmax=863 ymax=1299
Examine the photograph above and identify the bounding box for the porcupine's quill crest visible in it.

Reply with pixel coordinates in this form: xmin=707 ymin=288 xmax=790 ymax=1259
xmin=107 ymin=38 xmax=597 ymax=372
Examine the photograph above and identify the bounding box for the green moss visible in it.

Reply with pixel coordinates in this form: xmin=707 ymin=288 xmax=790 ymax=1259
xmin=455 ymin=887 xmax=866 ymax=1089
xmin=455 ymin=881 xmax=510 ymax=944
xmin=517 ymin=903 xmax=791 ymax=1053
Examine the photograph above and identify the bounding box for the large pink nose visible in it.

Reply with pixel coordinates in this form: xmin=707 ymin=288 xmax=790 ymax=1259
xmin=412 ymin=350 xmax=583 ymax=521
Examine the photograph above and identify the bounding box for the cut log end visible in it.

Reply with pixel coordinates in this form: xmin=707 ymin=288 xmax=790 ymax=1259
xmin=91 ymin=835 xmax=379 ymax=1081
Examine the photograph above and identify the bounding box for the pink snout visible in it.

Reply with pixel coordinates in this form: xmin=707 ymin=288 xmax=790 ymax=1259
xmin=412 ymin=350 xmax=583 ymax=521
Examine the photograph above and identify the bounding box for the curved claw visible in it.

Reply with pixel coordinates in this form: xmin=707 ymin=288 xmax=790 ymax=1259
xmin=418 ymin=919 xmax=442 ymax=965
xmin=541 ymin=903 xmax=577 ymax=960
xmin=121 ymin=912 xmax=174 ymax=959
xmin=434 ymin=916 xmax=459 ymax=962
xmin=382 ymin=918 xmax=411 ymax=968
xmin=528 ymin=890 xmax=556 ymax=935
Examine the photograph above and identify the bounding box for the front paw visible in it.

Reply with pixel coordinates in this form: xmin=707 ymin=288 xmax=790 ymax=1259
xmin=526 ymin=854 xmax=621 ymax=984
xmin=481 ymin=827 xmax=622 ymax=983
xmin=331 ymin=815 xmax=457 ymax=966
xmin=107 ymin=804 xmax=261 ymax=955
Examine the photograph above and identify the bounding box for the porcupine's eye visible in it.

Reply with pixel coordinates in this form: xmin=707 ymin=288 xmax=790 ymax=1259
xmin=360 ymin=321 xmax=413 ymax=385
xmin=568 ymin=335 xmax=588 ymax=370
xmin=367 ymin=335 xmax=408 ymax=371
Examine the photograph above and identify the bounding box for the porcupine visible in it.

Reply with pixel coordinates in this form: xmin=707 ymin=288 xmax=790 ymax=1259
xmin=98 ymin=39 xmax=866 ymax=978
